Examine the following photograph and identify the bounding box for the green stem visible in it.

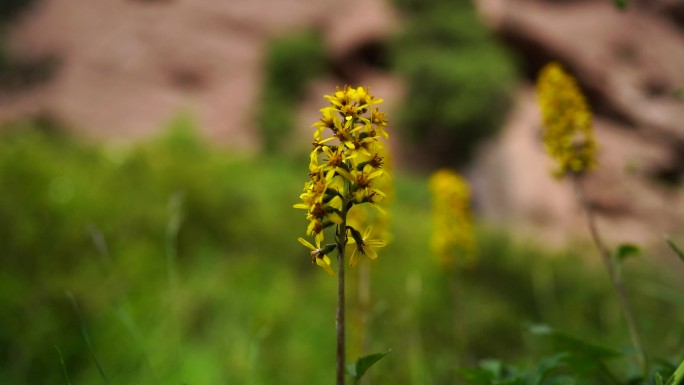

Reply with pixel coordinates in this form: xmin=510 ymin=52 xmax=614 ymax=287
xmin=572 ymin=174 xmax=647 ymax=375
xmin=336 ymin=208 xmax=348 ymax=385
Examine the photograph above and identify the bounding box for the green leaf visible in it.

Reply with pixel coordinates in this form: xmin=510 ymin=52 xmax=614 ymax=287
xmin=461 ymin=367 xmax=497 ymax=384
xmin=614 ymin=0 xmax=628 ymax=10
xmin=526 ymin=324 xmax=621 ymax=368
xmin=656 ymin=373 xmax=665 ymax=385
xmin=665 ymin=358 xmax=684 ymax=385
xmin=346 ymin=350 xmax=391 ymax=384
xmin=666 ymin=237 xmax=684 ymax=264
xmin=527 ymin=323 xmax=554 ymax=336
xmin=615 ymin=243 xmax=640 ymax=264
xmin=529 ymin=353 xmax=570 ymax=385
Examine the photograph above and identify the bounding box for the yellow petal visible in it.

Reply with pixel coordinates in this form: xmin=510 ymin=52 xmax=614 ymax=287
xmin=349 ymin=248 xmax=359 ymax=268
xmin=317 ymin=255 xmax=335 ymax=277
xmin=297 ymin=237 xmax=316 ymax=251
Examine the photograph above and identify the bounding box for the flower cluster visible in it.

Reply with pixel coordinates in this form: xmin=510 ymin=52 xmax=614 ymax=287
xmin=536 ymin=62 xmax=597 ymax=177
xmin=295 ymin=86 xmax=389 ymax=276
xmin=429 ymin=169 xmax=477 ymax=269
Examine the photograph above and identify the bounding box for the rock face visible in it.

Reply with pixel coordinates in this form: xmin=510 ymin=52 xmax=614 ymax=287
xmin=2 ymin=0 xmax=683 ymax=247
xmin=473 ymin=0 xmax=684 ymax=247
xmin=0 ymin=0 xmax=399 ymax=148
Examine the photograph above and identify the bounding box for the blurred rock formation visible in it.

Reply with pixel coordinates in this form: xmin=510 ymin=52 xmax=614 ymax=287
xmin=0 ymin=0 xmax=399 ymax=148
xmin=1 ymin=0 xmax=683 ymax=247
xmin=473 ymin=0 xmax=684 ymax=247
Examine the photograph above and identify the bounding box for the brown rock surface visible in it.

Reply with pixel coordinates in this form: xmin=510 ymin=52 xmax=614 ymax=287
xmin=2 ymin=0 xmax=683 ymax=247
xmin=473 ymin=0 xmax=684 ymax=247
xmin=0 ymin=0 xmax=398 ymax=149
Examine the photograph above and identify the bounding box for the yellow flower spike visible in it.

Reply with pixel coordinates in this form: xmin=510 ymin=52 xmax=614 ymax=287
xmin=536 ymin=62 xmax=597 ymax=177
xmin=429 ymin=169 xmax=478 ymax=270
xmin=296 ymin=85 xmax=391 ymax=275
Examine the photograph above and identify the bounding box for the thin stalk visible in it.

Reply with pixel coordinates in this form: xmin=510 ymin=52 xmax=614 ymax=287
xmin=358 ymin=259 xmax=371 ymax=355
xmin=336 ymin=209 xmax=348 ymax=385
xmin=572 ymin=174 xmax=647 ymax=374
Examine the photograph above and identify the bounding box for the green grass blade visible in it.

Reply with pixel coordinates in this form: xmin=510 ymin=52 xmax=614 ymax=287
xmin=55 ymin=345 xmax=73 ymax=385
xmin=666 ymin=238 xmax=684 ymax=263
xmin=113 ymin=304 xmax=160 ymax=385
xmin=67 ymin=292 xmax=110 ymax=385
xmin=665 ymin=358 xmax=684 ymax=385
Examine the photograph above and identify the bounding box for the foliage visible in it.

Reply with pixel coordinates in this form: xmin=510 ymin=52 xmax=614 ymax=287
xmin=1 ymin=119 xmax=683 ymax=385
xmin=614 ymin=0 xmax=628 ymax=10
xmin=256 ymin=29 xmax=326 ymax=152
xmin=390 ymin=0 xmax=518 ymax=166
xmin=460 ymin=61 xmax=684 ymax=385
xmin=463 ymin=325 xmax=684 ymax=385
xmin=346 ymin=350 xmax=391 ymax=384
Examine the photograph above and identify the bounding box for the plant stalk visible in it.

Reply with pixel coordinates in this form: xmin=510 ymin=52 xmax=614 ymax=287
xmin=336 ymin=213 xmax=347 ymax=385
xmin=572 ymin=174 xmax=647 ymax=374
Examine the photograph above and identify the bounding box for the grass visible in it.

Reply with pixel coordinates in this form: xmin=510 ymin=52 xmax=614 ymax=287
xmin=1 ymin=120 xmax=683 ymax=384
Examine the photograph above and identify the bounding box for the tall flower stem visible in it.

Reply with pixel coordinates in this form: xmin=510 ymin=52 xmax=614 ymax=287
xmin=336 ymin=208 xmax=348 ymax=385
xmin=572 ymin=174 xmax=646 ymax=374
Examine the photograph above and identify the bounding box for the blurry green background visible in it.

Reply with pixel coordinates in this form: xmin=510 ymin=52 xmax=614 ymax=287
xmin=2 ymin=0 xmax=684 ymax=384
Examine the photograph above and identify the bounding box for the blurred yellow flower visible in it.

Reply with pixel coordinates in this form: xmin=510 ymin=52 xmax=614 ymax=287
xmin=536 ymin=62 xmax=597 ymax=177
xmin=429 ymin=169 xmax=477 ymax=269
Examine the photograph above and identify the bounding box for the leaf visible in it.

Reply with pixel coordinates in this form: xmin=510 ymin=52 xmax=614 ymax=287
xmin=614 ymin=0 xmax=628 ymax=10
xmin=656 ymin=373 xmax=665 ymax=385
xmin=666 ymin=237 xmax=684 ymax=264
xmin=346 ymin=350 xmax=391 ymax=384
xmin=480 ymin=359 xmax=503 ymax=379
xmin=615 ymin=243 xmax=640 ymax=264
xmin=527 ymin=323 xmax=554 ymax=336
xmin=461 ymin=367 xmax=497 ymax=384
xmin=526 ymin=324 xmax=621 ymax=374
xmin=665 ymin=358 xmax=684 ymax=385
xmin=529 ymin=353 xmax=570 ymax=385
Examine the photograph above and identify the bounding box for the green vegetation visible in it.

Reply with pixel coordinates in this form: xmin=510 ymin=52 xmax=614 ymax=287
xmin=1 ymin=119 xmax=683 ymax=384
xmin=390 ymin=0 xmax=518 ymax=166
xmin=256 ymin=29 xmax=326 ymax=152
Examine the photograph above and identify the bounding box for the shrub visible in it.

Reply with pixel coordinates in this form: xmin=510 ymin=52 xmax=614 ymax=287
xmin=390 ymin=2 xmax=518 ymax=166
xmin=256 ymin=29 xmax=326 ymax=152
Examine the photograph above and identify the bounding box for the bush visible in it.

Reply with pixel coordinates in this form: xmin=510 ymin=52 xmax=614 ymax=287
xmin=256 ymin=29 xmax=326 ymax=152
xmin=391 ymin=2 xmax=518 ymax=166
